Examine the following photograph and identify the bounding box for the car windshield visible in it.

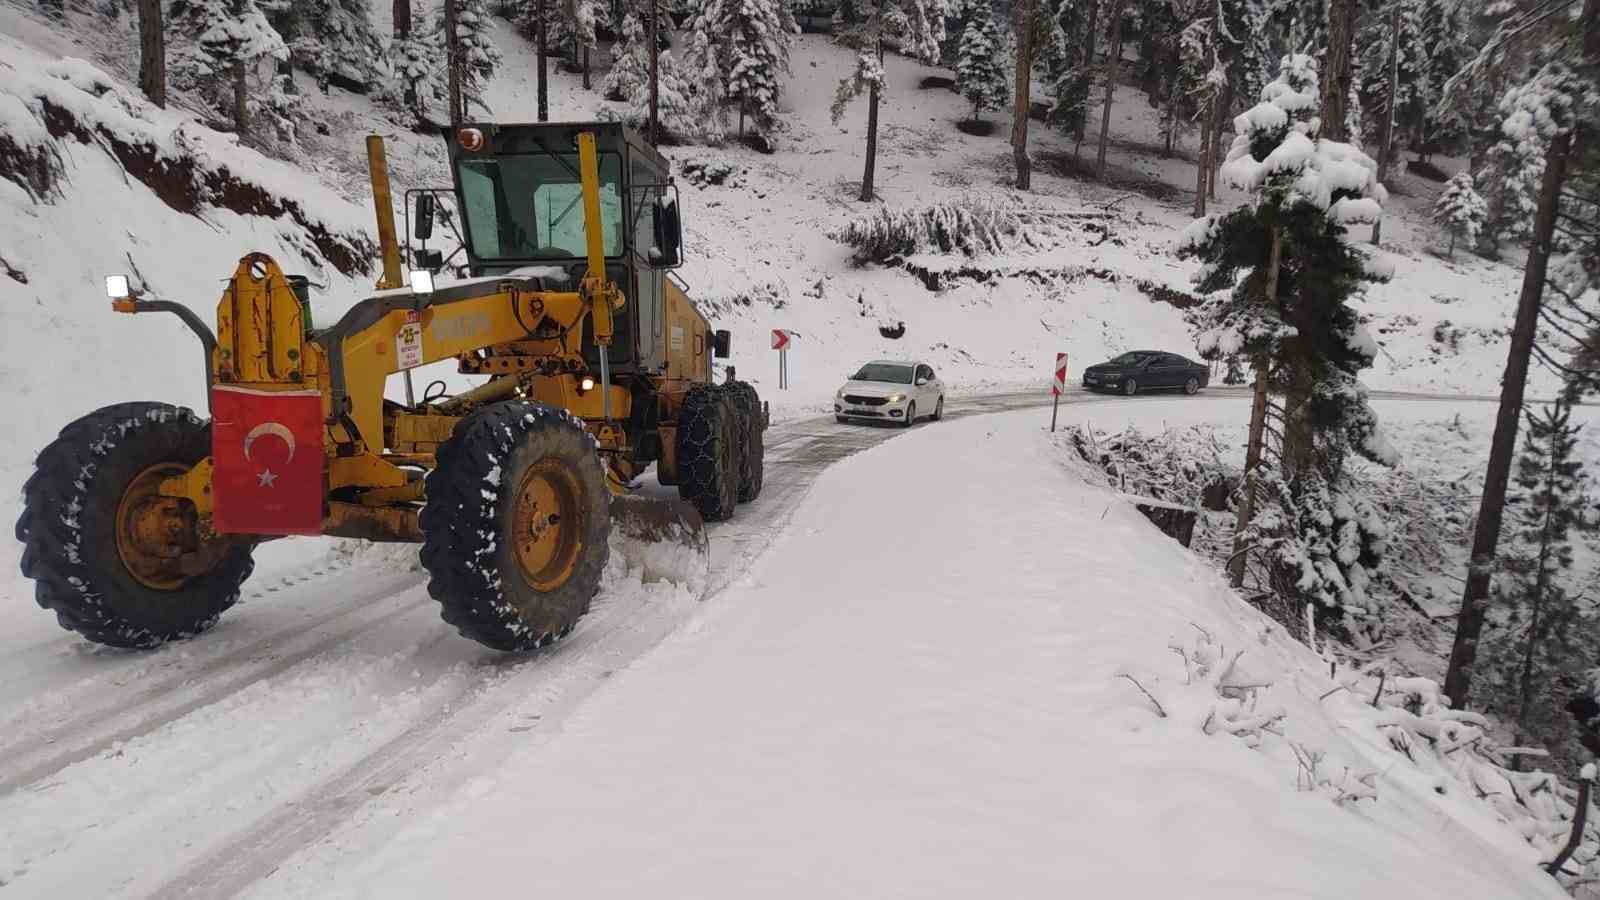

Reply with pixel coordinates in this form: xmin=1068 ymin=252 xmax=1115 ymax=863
xmin=456 ymin=152 xmax=625 ymax=261
xmin=852 ymin=363 xmax=914 ymax=384
xmin=1108 ymin=352 xmax=1156 ymax=367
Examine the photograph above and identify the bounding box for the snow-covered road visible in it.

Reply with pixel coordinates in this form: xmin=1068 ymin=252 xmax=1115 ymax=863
xmin=0 ymin=388 xmax=1561 ymax=899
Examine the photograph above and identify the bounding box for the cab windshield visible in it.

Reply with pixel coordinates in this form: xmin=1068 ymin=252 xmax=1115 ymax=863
xmin=852 ymin=363 xmax=914 ymax=384
xmin=457 ymin=153 xmax=624 ymax=260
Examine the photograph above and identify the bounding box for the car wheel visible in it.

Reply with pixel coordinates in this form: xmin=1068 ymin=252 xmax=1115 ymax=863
xmin=1123 ymin=379 xmax=1138 ymax=397
xmin=932 ymin=396 xmax=944 ymax=421
xmin=903 ymin=402 xmax=916 ymax=428
xmin=1185 ymin=377 xmax=1199 ymax=395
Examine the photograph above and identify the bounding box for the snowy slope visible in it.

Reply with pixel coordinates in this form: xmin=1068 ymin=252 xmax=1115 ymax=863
xmin=242 ymin=408 xmax=1567 ymax=899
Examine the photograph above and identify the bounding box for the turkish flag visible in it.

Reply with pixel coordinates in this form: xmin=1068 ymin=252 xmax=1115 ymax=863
xmin=211 ymin=386 xmax=325 ymax=536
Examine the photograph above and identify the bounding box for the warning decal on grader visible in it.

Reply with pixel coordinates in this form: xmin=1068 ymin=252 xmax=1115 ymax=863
xmin=210 ymin=386 xmax=325 ymax=535
xmin=396 ymin=312 xmax=424 ymax=369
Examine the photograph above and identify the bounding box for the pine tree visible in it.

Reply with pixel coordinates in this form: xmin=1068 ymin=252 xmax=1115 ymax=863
xmin=1044 ymin=0 xmax=1094 ymax=143
xmin=830 ymin=0 xmax=946 ymax=201
xmin=1177 ymin=53 xmax=1395 ymax=621
xmin=388 ymin=5 xmax=447 ymax=123
xmin=602 ymin=10 xmax=648 ymax=101
xmin=601 ymin=47 xmax=723 ymax=140
xmin=291 ymin=0 xmax=384 ymax=92
xmin=170 ymin=0 xmax=289 ymax=134
xmin=1480 ymin=400 xmax=1590 ymax=767
xmin=1432 ymin=171 xmax=1487 ymax=257
xmin=1478 ymin=73 xmax=1577 ymax=249
xmin=1441 ymin=0 xmax=1599 ymax=709
xmin=688 ymin=0 xmax=797 ymax=137
xmin=955 ymin=4 xmax=1008 ymax=122
xmin=452 ymin=0 xmax=503 ymax=115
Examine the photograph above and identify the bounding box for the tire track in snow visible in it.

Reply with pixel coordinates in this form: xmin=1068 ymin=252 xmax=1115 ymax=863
xmin=0 ymin=569 xmax=428 ymax=797
xmin=145 ymin=569 xmax=702 ymax=900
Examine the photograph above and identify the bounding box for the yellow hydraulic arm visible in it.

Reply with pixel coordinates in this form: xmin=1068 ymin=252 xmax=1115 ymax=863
xmin=575 ymin=131 xmax=625 ymax=420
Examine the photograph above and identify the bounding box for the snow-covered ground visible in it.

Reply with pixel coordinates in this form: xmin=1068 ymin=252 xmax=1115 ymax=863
xmin=233 ymin=407 xmax=1564 ymax=899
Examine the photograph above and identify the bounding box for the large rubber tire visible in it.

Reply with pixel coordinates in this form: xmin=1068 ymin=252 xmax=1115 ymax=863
xmin=726 ymin=381 xmax=765 ymax=503
xmin=676 ymin=385 xmax=739 ymax=522
xmin=1123 ymin=379 xmax=1139 ymax=397
xmin=15 ymin=402 xmax=255 ymax=649
xmin=902 ymin=402 xmax=916 ymax=428
xmin=420 ymin=402 xmax=610 ymax=652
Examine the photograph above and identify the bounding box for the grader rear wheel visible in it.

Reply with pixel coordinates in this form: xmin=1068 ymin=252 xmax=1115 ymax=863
xmin=15 ymin=402 xmax=254 ymax=649
xmin=420 ymin=401 xmax=610 ymax=652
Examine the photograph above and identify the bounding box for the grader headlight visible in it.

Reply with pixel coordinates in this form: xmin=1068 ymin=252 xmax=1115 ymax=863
xmin=105 ymin=274 xmax=136 ymax=312
xmin=409 ymin=269 xmax=436 ymax=295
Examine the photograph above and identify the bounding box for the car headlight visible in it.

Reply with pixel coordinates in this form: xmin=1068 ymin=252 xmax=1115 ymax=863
xmin=887 ymin=393 xmax=905 ymax=403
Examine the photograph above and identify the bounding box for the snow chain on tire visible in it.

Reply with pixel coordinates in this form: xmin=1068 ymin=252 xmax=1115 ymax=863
xmin=15 ymin=402 xmax=255 ymax=648
xmin=675 ymin=384 xmax=740 ymax=521
xmin=420 ymin=401 xmax=610 ymax=652
xmin=725 ymin=380 xmax=765 ymax=503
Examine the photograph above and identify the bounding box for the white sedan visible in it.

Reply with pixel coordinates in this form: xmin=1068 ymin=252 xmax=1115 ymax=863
xmin=833 ymin=360 xmax=945 ymax=427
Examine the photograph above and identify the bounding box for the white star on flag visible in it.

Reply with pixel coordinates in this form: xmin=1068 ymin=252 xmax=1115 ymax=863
xmin=257 ymin=468 xmax=278 ymax=488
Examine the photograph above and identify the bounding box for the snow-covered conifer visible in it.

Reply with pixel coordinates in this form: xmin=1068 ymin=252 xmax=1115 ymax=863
xmin=1479 ymin=66 xmax=1584 ymax=248
xmin=602 ymin=10 xmax=648 ymax=101
xmin=1044 ymin=0 xmax=1092 ymax=139
xmin=1432 ymin=171 xmax=1487 ymax=258
xmin=955 ymin=4 xmax=1008 ymax=122
xmin=1480 ymin=400 xmax=1591 ymax=769
xmin=289 ymin=0 xmax=384 ymax=92
xmin=1177 ymin=53 xmax=1395 ymax=626
xmin=452 ymin=0 xmax=502 ymax=114
xmin=688 ymin=0 xmax=797 ymax=137
xmin=831 ymin=0 xmax=946 ymax=199
xmin=387 ymin=7 xmax=447 ymax=122
xmin=599 ymin=48 xmax=724 ymax=141
xmin=170 ymin=0 xmax=289 ymax=134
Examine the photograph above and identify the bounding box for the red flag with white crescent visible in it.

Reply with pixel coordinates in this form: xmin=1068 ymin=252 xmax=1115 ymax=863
xmin=210 ymin=386 xmax=324 ymax=536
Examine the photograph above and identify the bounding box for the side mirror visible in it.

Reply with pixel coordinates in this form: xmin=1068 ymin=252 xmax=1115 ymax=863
xmin=712 ymin=329 xmax=731 ymax=359
xmin=414 ymin=193 xmax=436 ymax=242
xmin=916 ymin=378 xmax=929 ymax=386
xmin=651 ymin=194 xmax=682 ymax=268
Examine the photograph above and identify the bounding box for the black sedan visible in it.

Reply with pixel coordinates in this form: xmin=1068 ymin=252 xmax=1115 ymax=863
xmin=1081 ymin=351 xmax=1210 ymax=396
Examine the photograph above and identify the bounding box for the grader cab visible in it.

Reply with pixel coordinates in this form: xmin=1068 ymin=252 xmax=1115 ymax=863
xmin=15 ymin=123 xmax=764 ymax=652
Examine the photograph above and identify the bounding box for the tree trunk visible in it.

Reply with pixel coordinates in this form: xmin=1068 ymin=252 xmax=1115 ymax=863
xmin=232 ymin=59 xmax=249 ymax=135
xmin=395 ymin=0 xmax=416 ymax=112
xmin=1320 ymin=0 xmax=1356 ymax=141
xmin=1230 ymin=362 xmax=1271 ymax=586
xmin=1194 ymin=93 xmax=1211 ymax=217
xmin=860 ymin=38 xmax=882 ymax=202
xmin=445 ymin=0 xmax=463 ymax=124
xmin=536 ymin=0 xmax=549 ymax=122
xmin=138 ymin=0 xmax=166 ymax=107
xmin=1448 ymin=231 xmax=1455 ymax=258
xmin=1229 ymin=228 xmax=1282 ymax=587
xmin=1371 ymin=4 xmax=1400 ymax=245
xmin=583 ymin=44 xmax=591 ymax=90
xmin=1011 ymin=0 xmax=1034 ymax=190
xmin=647 ymin=0 xmax=660 ymax=145
xmin=1443 ymin=129 xmax=1575 ymax=710
xmin=1074 ymin=0 xmax=1100 ymax=152
xmin=1095 ymin=0 xmax=1126 ymax=180
xmin=1210 ymin=76 xmax=1232 ymax=199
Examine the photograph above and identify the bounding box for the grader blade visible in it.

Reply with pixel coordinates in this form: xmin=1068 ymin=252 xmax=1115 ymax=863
xmin=608 ymin=493 xmax=711 ymax=586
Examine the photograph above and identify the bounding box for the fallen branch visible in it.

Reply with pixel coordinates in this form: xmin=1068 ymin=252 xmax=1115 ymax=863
xmin=1118 ymin=674 xmax=1168 ymax=718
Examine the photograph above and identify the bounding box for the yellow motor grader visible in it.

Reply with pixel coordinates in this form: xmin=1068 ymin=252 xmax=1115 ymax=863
xmin=15 ymin=122 xmax=765 ymax=651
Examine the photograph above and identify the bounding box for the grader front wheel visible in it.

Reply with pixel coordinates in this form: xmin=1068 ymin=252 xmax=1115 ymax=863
xmin=15 ymin=402 xmax=255 ymax=649
xmin=420 ymin=402 xmax=611 ymax=652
